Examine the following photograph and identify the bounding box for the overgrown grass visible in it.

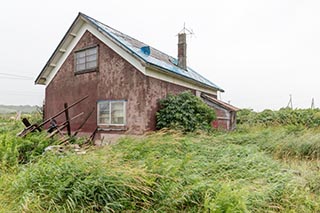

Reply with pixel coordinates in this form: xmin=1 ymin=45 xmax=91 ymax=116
xmin=223 ymin=125 xmax=320 ymax=160
xmin=1 ymin=152 xmax=154 ymax=212
xmin=1 ymin=113 xmax=320 ymax=212
xmin=0 ymin=132 xmax=60 ymax=171
xmin=1 ymin=129 xmax=320 ymax=212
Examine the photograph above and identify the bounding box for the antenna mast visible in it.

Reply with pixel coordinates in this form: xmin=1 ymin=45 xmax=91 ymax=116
xmin=178 ymin=23 xmax=195 ymax=37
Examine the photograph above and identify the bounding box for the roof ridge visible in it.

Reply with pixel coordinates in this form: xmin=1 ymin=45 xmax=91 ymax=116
xmin=80 ymin=12 xmax=224 ymax=92
xmin=81 ymin=13 xmax=178 ymax=61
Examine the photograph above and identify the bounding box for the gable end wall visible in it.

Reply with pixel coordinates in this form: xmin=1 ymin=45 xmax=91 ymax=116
xmin=45 ymin=31 xmax=194 ymax=134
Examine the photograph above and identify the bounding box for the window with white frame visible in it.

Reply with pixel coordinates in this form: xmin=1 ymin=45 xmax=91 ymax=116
xmin=75 ymin=46 xmax=98 ymax=72
xmin=98 ymin=101 xmax=126 ymax=125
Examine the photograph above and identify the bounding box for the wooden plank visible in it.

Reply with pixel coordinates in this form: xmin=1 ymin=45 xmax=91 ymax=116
xmin=37 ymin=95 xmax=88 ymax=129
xmin=73 ymin=108 xmax=94 ymax=136
xmin=22 ymin=118 xmax=31 ymax=127
xmin=17 ymin=96 xmax=88 ymax=137
xmin=64 ymin=103 xmax=71 ymax=136
xmin=22 ymin=118 xmax=41 ymax=132
xmin=46 ymin=123 xmax=68 ymax=138
xmin=46 ymin=112 xmax=84 ymax=138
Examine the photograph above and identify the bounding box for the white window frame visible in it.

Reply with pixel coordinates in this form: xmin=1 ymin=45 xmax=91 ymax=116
xmin=75 ymin=46 xmax=98 ymax=73
xmin=97 ymin=100 xmax=126 ymax=126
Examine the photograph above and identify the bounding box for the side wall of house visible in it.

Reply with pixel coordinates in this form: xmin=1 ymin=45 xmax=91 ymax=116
xmin=45 ymin=31 xmax=194 ymax=134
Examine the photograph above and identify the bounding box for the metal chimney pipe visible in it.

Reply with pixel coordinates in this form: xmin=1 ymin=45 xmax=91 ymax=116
xmin=178 ymin=33 xmax=187 ymax=70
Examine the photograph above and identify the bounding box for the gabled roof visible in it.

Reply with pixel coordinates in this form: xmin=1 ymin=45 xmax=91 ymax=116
xmin=201 ymin=94 xmax=239 ymax=112
xmin=35 ymin=13 xmax=224 ymax=92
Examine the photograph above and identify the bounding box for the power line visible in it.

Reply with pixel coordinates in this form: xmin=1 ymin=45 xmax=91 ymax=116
xmin=0 ymin=72 xmax=32 ymax=78
xmin=0 ymin=89 xmax=43 ymax=95
xmin=0 ymin=77 xmax=33 ymax=81
xmin=0 ymin=72 xmax=33 ymax=80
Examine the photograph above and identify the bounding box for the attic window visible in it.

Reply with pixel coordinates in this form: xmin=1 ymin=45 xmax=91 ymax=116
xmin=75 ymin=46 xmax=98 ymax=73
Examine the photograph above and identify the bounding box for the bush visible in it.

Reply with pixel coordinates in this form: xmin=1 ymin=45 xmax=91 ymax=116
xmin=237 ymin=108 xmax=320 ymax=127
xmin=156 ymin=92 xmax=216 ymax=132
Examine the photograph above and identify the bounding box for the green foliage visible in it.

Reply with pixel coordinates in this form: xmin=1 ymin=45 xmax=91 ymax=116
xmin=237 ymin=108 xmax=320 ymax=127
xmin=204 ymin=184 xmax=248 ymax=212
xmin=0 ymin=134 xmax=18 ymax=170
xmin=156 ymin=91 xmax=216 ymax=132
xmin=223 ymin=126 xmax=320 ymax=160
xmin=2 ymin=114 xmax=320 ymax=212
xmin=0 ymin=132 xmax=59 ymax=170
xmin=0 ymin=115 xmax=57 ymax=171
xmin=0 ymin=105 xmax=39 ymax=114
xmin=4 ymin=153 xmax=154 ymax=212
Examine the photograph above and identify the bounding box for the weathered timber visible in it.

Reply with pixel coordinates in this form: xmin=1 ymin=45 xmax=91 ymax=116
xmin=84 ymin=127 xmax=98 ymax=145
xmin=18 ymin=95 xmax=88 ymax=137
xmin=17 ymin=121 xmax=41 ymax=137
xmin=22 ymin=118 xmax=31 ymax=127
xmin=22 ymin=118 xmax=41 ymax=132
xmin=38 ymin=95 xmax=88 ymax=129
xmin=47 ymin=123 xmax=68 ymax=138
xmin=73 ymin=108 xmax=95 ymax=136
xmin=64 ymin=103 xmax=71 ymax=136
xmin=47 ymin=112 xmax=84 ymax=138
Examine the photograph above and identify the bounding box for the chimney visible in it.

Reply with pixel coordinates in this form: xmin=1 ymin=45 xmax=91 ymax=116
xmin=178 ymin=33 xmax=187 ymax=70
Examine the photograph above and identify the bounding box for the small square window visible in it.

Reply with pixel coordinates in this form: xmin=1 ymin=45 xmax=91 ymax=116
xmin=75 ymin=46 xmax=98 ymax=73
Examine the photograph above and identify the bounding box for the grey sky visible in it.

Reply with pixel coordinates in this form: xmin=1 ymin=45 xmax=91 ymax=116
xmin=1 ymin=0 xmax=320 ymax=111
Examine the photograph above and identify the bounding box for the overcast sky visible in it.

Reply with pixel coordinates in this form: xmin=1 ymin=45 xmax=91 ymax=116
xmin=1 ymin=0 xmax=320 ymax=111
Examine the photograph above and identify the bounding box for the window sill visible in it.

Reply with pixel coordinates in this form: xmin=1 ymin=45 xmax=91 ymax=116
xmin=74 ymin=68 xmax=98 ymax=75
xmin=98 ymin=125 xmax=127 ymax=131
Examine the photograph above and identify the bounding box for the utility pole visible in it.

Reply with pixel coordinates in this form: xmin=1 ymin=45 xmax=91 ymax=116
xmin=311 ymin=98 xmax=315 ymax=109
xmin=287 ymin=94 xmax=293 ymax=109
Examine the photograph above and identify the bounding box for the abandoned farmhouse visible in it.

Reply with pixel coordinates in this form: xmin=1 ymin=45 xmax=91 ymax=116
xmin=35 ymin=13 xmax=238 ymax=137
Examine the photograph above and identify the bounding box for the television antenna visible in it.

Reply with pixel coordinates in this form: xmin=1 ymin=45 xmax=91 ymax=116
xmin=178 ymin=23 xmax=195 ymax=37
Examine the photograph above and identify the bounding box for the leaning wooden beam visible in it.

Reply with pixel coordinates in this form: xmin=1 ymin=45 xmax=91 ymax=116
xmin=38 ymin=95 xmax=88 ymax=129
xmin=22 ymin=118 xmax=41 ymax=132
xmin=47 ymin=112 xmax=84 ymax=138
xmin=84 ymin=127 xmax=99 ymax=145
xmin=22 ymin=118 xmax=31 ymax=128
xmin=17 ymin=96 xmax=88 ymax=137
xmin=17 ymin=122 xmax=41 ymax=137
xmin=73 ymin=108 xmax=95 ymax=137
xmin=64 ymin=103 xmax=71 ymax=136
xmin=46 ymin=123 xmax=68 ymax=138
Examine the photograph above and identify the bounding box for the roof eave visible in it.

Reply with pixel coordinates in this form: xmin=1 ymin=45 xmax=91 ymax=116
xmin=35 ymin=13 xmax=85 ymax=85
xmin=201 ymin=94 xmax=239 ymax=111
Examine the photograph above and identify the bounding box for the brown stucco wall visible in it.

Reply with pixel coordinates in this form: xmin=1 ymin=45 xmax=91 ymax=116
xmin=45 ymin=30 xmax=193 ymax=135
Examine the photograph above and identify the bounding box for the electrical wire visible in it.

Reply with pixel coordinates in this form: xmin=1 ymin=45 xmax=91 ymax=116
xmin=0 ymin=72 xmax=33 ymax=80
